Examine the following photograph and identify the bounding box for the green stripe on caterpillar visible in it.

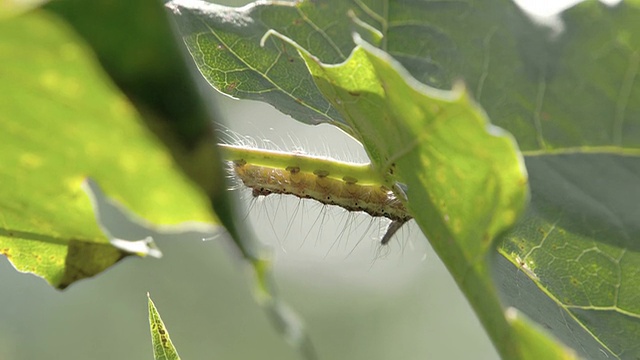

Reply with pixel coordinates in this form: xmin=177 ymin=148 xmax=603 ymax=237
xmin=219 ymin=144 xmax=412 ymax=245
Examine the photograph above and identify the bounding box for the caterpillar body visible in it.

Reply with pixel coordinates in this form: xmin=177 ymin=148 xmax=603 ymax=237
xmin=219 ymin=144 xmax=412 ymax=244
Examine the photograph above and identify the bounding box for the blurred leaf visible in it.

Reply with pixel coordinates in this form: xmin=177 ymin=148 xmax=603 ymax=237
xmin=148 ymin=294 xmax=182 ymax=360
xmin=0 ymin=11 xmax=215 ymax=289
xmin=45 ymin=0 xmax=214 ymax=149
xmin=0 ymin=0 xmax=48 ymax=19
xmin=44 ymin=1 xmax=321 ymax=357
xmin=45 ymin=0 xmax=260 ymax=282
xmin=44 ymin=1 xmax=234 ymax=222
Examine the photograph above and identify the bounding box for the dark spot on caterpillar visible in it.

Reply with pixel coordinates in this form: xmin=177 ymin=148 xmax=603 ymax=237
xmin=342 ymin=176 xmax=358 ymax=184
xmin=314 ymin=169 xmax=329 ymax=177
xmin=389 ymin=163 xmax=396 ymax=175
xmin=234 ymin=159 xmax=247 ymax=166
xmin=348 ymin=91 xmax=360 ymax=97
xmin=252 ymin=188 xmax=272 ymax=197
xmin=286 ymin=166 xmax=300 ymax=174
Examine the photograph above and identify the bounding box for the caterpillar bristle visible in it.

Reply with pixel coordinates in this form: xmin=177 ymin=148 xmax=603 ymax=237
xmin=221 ymin=143 xmax=412 ymax=246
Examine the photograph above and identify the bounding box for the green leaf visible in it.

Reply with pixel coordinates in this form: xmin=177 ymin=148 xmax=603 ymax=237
xmin=505 ymin=308 xmax=578 ymax=360
xmin=45 ymin=0 xmax=217 ymax=150
xmin=356 ymin=1 xmax=640 ymax=358
xmin=166 ymin=0 xmax=352 ymax=131
xmin=495 ymin=3 xmax=640 ymax=358
xmin=295 ymin=38 xmax=545 ymax=358
xmin=498 ymin=152 xmax=640 ymax=359
xmin=46 ymin=1 xmax=321 ymax=357
xmin=0 ymin=11 xmax=215 ymax=289
xmin=43 ymin=0 xmax=230 ymax=248
xmin=148 ymin=294 xmax=182 ymax=360
xmin=167 ymin=0 xmax=640 ymax=358
xmin=0 ymin=0 xmax=48 ymax=19
xmin=167 ymin=0 xmax=640 ymax=148
xmin=346 ymin=7 xmax=640 ymax=332
xmin=372 ymin=0 xmax=640 ymax=151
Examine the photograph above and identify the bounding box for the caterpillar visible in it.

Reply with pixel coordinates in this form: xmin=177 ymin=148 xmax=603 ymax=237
xmin=219 ymin=143 xmax=412 ymax=245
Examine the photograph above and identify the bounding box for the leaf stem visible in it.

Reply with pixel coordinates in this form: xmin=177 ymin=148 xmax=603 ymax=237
xmin=218 ymin=144 xmax=385 ymax=185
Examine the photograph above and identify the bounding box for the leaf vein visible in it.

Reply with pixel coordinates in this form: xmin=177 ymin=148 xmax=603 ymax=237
xmin=193 ymin=20 xmax=332 ymax=121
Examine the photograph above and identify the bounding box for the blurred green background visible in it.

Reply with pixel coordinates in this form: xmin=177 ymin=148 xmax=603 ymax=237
xmin=0 ymin=0 xmax=524 ymax=358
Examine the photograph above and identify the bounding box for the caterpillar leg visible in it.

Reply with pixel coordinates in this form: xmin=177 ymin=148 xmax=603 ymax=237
xmin=380 ymin=220 xmax=406 ymax=245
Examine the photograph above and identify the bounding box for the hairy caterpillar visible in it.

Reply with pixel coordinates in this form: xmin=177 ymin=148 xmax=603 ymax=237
xmin=219 ymin=144 xmax=412 ymax=245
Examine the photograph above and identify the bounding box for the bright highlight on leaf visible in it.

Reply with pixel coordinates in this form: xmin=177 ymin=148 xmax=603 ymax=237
xmin=148 ymin=294 xmax=182 ymax=360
